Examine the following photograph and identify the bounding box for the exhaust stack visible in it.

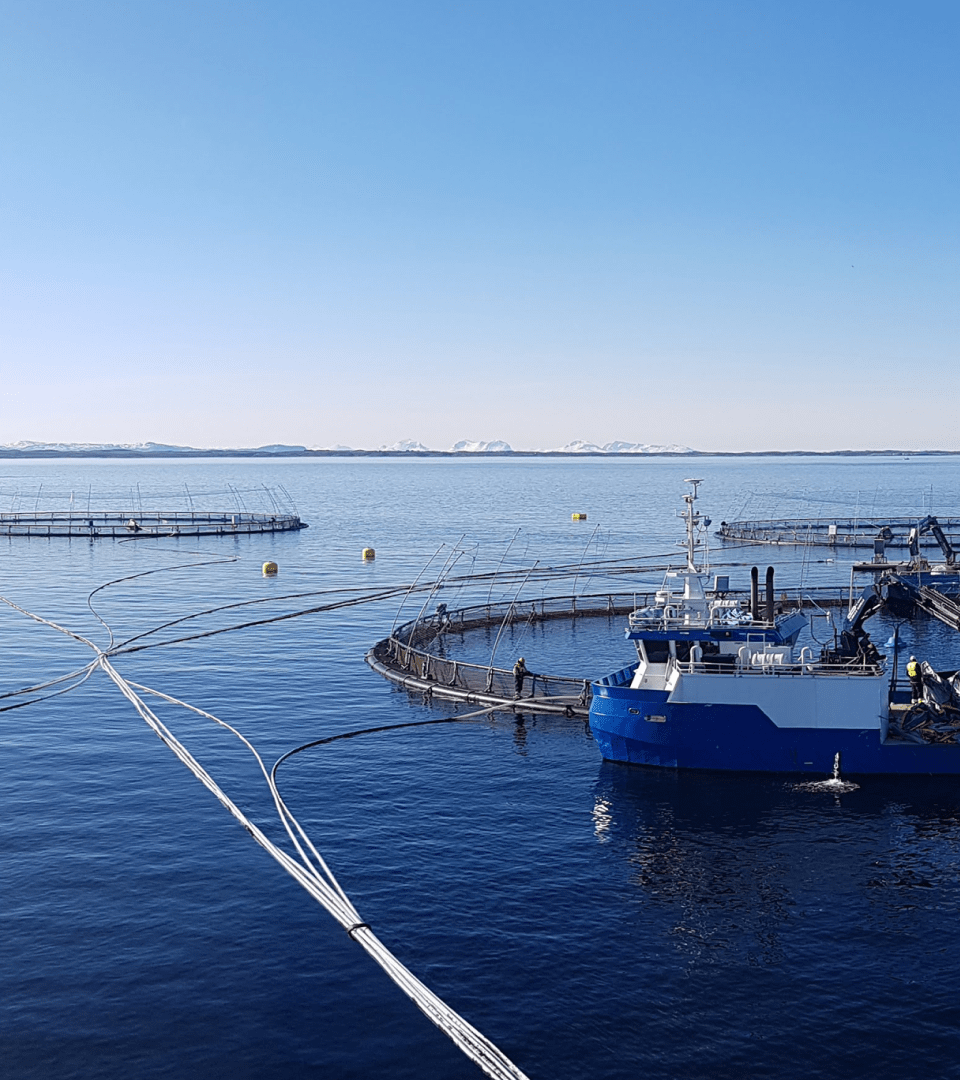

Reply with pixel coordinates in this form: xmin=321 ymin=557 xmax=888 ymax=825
xmin=765 ymin=566 xmax=775 ymax=624
xmin=750 ymin=566 xmax=759 ymax=620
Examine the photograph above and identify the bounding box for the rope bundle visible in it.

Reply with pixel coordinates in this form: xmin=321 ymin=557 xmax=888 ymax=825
xmin=1 ymin=578 xmax=530 ymax=1080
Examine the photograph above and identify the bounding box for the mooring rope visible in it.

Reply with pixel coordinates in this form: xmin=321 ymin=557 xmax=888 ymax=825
xmin=113 ymin=582 xmax=398 ymax=650
xmin=113 ymin=586 xmax=410 ymax=654
xmin=0 ymin=661 xmax=98 ymax=713
xmin=0 ymin=589 xmax=531 ymax=1080
xmin=86 ymin=549 xmax=241 ymax=649
xmin=0 ymin=662 xmax=97 ymax=702
xmin=128 ymin=680 xmax=527 ymax=1077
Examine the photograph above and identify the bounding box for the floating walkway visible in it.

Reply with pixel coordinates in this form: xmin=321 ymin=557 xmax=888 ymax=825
xmin=368 ymin=593 xmax=644 ymax=718
xmin=0 ymin=510 xmax=307 ymax=539
xmin=717 ymin=516 xmax=960 ymax=550
xmin=367 ymin=586 xmax=853 ymax=717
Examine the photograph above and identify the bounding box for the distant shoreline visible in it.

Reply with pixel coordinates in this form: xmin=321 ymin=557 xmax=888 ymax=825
xmin=1 ymin=448 xmax=957 ymax=460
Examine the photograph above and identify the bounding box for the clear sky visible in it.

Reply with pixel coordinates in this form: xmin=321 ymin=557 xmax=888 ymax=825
xmin=1 ymin=0 xmax=957 ymax=452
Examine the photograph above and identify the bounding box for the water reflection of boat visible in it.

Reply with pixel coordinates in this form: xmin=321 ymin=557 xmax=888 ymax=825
xmin=593 ymin=759 xmax=960 ymax=832
xmin=590 ymin=760 xmax=960 ymax=961
xmin=589 ymin=482 xmax=960 ymax=775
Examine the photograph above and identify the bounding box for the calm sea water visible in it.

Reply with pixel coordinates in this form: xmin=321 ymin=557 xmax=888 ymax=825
xmin=3 ymin=455 xmax=960 ymax=1080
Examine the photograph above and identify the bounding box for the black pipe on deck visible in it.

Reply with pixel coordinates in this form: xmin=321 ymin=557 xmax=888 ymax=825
xmin=750 ymin=566 xmax=759 ymax=620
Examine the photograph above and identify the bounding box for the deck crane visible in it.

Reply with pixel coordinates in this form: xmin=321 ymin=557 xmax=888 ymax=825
xmin=869 ymin=516 xmax=960 ymax=630
xmin=908 ymin=516 xmax=956 ymax=568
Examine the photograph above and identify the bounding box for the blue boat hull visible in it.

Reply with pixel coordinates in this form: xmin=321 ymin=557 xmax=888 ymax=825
xmin=590 ymin=684 xmax=960 ymax=775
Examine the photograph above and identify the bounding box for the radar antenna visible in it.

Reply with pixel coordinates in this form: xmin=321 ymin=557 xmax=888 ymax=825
xmin=681 ymin=479 xmax=707 ymax=571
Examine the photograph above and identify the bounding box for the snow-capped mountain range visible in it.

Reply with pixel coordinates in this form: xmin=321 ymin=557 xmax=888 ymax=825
xmin=1 ymin=440 xmax=309 ymax=453
xmin=1 ymin=439 xmax=694 ymax=455
xmin=369 ymin=439 xmax=693 ymax=453
xmin=374 ymin=439 xmax=694 ymax=453
xmin=555 ymin=440 xmax=693 ymax=454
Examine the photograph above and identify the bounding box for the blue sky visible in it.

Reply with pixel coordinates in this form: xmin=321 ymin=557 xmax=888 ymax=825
xmin=1 ymin=0 xmax=957 ymax=451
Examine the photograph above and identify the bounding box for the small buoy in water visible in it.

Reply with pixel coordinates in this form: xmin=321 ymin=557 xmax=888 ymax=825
xmin=262 ymin=561 xmax=279 ymax=575
xmin=362 ymin=547 xmax=376 ymax=560
xmin=571 ymin=513 xmax=587 ymax=521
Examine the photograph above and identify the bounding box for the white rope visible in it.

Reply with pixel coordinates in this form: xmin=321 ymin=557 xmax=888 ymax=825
xmin=110 ymin=670 xmax=527 ymax=1078
xmin=1 ymin=592 xmax=532 ymax=1080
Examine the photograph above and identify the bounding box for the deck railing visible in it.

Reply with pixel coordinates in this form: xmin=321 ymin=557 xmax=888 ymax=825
xmin=676 ymin=660 xmax=884 ymax=678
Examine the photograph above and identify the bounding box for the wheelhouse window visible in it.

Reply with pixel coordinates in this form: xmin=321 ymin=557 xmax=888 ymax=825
xmin=641 ymin=640 xmax=672 ymax=663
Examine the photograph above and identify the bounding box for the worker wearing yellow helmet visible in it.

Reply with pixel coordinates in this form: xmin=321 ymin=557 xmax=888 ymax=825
xmin=906 ymin=655 xmax=923 ymax=703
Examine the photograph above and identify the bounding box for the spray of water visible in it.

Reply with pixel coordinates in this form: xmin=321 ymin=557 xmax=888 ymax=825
xmin=792 ymin=752 xmax=860 ymax=793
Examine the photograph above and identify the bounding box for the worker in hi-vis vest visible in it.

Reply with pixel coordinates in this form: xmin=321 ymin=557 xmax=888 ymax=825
xmin=906 ymin=656 xmax=923 ymax=703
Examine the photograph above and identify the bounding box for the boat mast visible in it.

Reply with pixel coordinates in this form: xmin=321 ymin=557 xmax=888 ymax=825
xmin=682 ymin=479 xmax=705 ymax=571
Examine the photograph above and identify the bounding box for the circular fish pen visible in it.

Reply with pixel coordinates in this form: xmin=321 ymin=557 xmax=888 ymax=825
xmin=0 ymin=510 xmax=307 ymax=538
xmin=716 ymin=516 xmax=960 ymax=550
xmin=0 ymin=484 xmax=307 ymax=538
xmin=368 ymin=592 xmax=638 ymax=717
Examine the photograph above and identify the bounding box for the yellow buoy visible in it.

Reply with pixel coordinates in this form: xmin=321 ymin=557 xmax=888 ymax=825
xmin=571 ymin=513 xmax=588 ymax=521
xmin=362 ymin=547 xmax=376 ymax=560
xmin=262 ymin=561 xmax=279 ymax=575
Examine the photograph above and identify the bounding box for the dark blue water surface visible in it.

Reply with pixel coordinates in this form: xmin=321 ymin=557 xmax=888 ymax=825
xmin=3 ymin=456 xmax=960 ymax=1080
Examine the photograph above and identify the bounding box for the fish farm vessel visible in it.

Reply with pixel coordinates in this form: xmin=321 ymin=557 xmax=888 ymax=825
xmin=589 ymin=481 xmax=960 ymax=775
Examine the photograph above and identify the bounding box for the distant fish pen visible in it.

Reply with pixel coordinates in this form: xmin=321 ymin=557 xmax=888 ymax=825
xmin=0 ymin=483 xmax=306 ymax=538
xmin=367 ymin=586 xmax=852 ymax=716
xmin=0 ymin=511 xmax=306 ymax=538
xmin=717 ymin=516 xmax=960 ymax=550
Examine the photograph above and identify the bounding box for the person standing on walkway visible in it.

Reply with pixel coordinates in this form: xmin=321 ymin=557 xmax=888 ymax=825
xmin=513 ymin=657 xmax=529 ymax=699
xmin=907 ymin=655 xmax=923 ymax=703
